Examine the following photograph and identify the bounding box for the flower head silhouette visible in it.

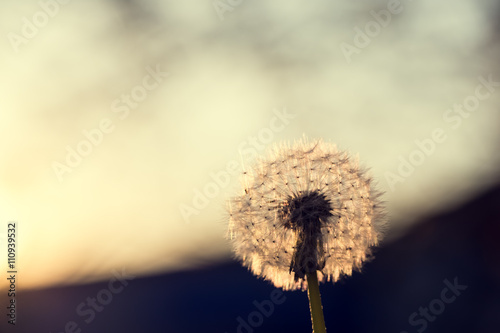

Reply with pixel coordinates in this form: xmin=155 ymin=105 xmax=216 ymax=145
xmin=228 ymin=138 xmax=386 ymax=291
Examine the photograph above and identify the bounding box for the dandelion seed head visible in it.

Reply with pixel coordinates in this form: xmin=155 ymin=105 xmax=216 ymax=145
xmin=228 ymin=138 xmax=386 ymax=290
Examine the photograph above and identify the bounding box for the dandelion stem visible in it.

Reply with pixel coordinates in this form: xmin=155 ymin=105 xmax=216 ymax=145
xmin=307 ymin=271 xmax=327 ymax=333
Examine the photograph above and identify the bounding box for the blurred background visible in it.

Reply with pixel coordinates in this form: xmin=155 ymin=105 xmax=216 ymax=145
xmin=0 ymin=0 xmax=499 ymax=332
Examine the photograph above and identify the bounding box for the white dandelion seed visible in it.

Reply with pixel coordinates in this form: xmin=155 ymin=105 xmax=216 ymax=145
xmin=227 ymin=138 xmax=386 ymax=291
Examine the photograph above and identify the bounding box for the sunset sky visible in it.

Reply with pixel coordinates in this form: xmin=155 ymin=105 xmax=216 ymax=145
xmin=0 ymin=0 xmax=499 ymax=290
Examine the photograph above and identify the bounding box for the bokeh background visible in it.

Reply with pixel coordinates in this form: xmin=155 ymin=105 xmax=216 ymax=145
xmin=0 ymin=0 xmax=499 ymax=332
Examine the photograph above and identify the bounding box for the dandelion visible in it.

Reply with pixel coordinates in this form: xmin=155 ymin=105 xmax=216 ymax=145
xmin=227 ymin=138 xmax=386 ymax=332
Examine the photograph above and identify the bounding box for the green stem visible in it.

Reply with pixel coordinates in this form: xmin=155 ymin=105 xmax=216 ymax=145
xmin=306 ymin=272 xmax=327 ymax=333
